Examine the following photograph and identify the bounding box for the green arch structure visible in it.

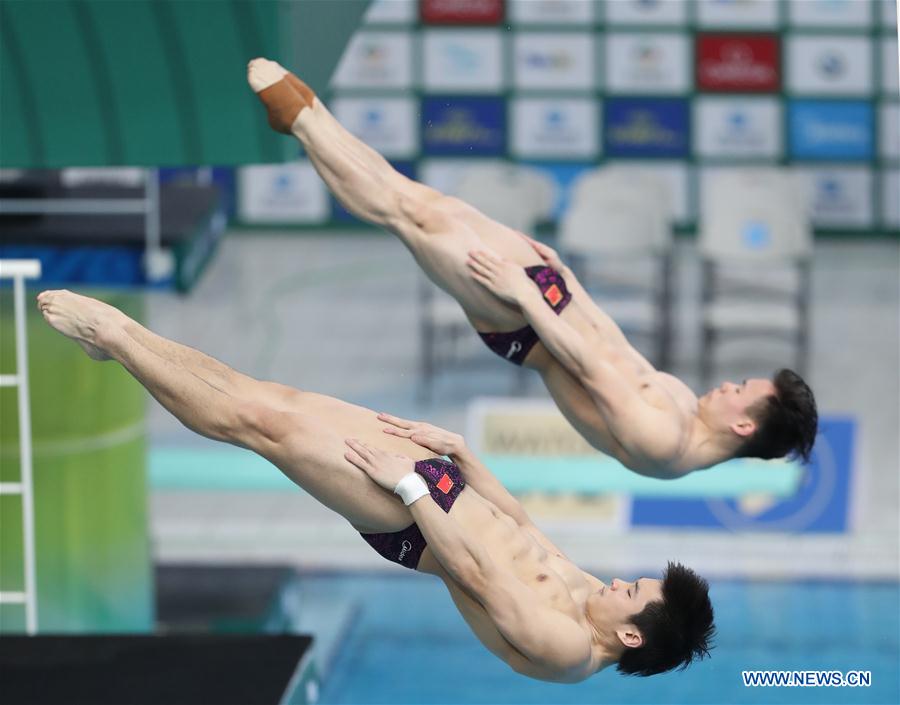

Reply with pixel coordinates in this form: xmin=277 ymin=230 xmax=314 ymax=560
xmin=0 ymin=0 xmax=369 ymax=168
xmin=0 ymin=0 xmax=369 ymax=634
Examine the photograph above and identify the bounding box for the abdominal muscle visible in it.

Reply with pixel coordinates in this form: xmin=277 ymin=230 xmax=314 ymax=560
xmin=519 ymin=301 xmax=689 ymax=465
xmin=416 ymin=489 xmax=588 ymax=674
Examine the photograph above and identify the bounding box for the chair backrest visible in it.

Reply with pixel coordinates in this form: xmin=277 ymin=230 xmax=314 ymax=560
xmin=699 ymin=168 xmax=812 ymax=262
xmin=454 ymin=163 xmax=556 ymax=233
xmin=560 ymin=167 xmax=672 ymax=255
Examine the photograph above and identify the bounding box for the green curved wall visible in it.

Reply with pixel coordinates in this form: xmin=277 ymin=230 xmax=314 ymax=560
xmin=0 ymin=291 xmax=150 ymax=632
xmin=0 ymin=0 xmax=370 ymax=169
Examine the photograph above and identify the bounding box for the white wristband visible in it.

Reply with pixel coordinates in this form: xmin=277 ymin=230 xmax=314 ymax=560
xmin=394 ymin=472 xmax=429 ymax=506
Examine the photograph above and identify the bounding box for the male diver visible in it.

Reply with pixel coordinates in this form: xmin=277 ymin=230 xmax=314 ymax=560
xmin=38 ymin=289 xmax=714 ymax=682
xmin=248 ymin=58 xmax=818 ymax=480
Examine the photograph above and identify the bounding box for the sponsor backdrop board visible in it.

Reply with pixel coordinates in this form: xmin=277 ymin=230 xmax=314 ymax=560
xmin=423 ymin=30 xmax=505 ymax=92
xmin=239 ymin=0 xmax=897 ymax=236
xmin=512 ymin=98 xmax=600 ymax=159
xmin=606 ymin=33 xmax=691 ymax=95
xmin=695 ymin=97 xmax=782 ymax=158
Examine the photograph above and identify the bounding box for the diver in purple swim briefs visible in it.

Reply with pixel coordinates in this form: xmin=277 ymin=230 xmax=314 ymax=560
xmin=40 ymin=289 xmax=714 ymax=683
xmin=249 ymin=58 xmax=818 ymax=481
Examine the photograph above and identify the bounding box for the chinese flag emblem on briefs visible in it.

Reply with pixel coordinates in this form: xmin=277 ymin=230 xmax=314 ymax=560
xmin=544 ymin=284 xmax=563 ymax=307
xmin=436 ymin=473 xmax=454 ymax=494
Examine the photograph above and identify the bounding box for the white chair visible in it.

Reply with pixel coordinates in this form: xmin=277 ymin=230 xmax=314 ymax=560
xmin=454 ymin=162 xmax=555 ymax=233
xmin=418 ymin=163 xmax=556 ymax=400
xmin=698 ymin=168 xmax=813 ymax=386
xmin=558 ymin=167 xmax=675 ymax=369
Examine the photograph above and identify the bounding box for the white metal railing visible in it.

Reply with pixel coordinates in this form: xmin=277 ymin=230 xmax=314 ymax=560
xmin=0 ymin=258 xmax=42 ymax=634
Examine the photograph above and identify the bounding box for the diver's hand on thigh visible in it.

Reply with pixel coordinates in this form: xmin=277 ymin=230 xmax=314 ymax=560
xmin=519 ymin=233 xmax=566 ymax=273
xmin=344 ymin=438 xmax=416 ymax=492
xmin=467 ymin=249 xmax=534 ymax=305
xmin=377 ymin=412 xmax=464 ymax=456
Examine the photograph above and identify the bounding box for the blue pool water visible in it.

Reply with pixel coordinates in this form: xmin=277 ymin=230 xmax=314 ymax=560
xmin=292 ymin=573 xmax=899 ymax=705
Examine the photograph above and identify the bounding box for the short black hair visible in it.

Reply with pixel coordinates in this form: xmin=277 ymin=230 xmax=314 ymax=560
xmin=736 ymin=368 xmax=818 ymax=463
xmin=617 ymin=562 xmax=715 ymax=677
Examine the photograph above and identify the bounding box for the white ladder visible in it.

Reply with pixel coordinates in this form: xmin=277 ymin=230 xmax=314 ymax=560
xmin=0 ymin=259 xmax=42 ymax=634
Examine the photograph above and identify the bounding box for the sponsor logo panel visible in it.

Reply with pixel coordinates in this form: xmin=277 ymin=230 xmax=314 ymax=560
xmin=788 ymin=100 xmax=874 ymax=160
xmin=422 ymin=96 xmax=506 ymax=156
xmin=883 ymin=0 xmax=898 ymax=27
xmin=511 ymin=98 xmax=599 ymax=158
xmin=332 ymin=32 xmax=413 ymax=89
xmin=796 ymin=166 xmax=874 ymax=227
xmin=883 ymin=169 xmax=900 ymax=227
xmin=508 ymin=0 xmax=595 ymax=25
xmin=787 ymin=36 xmax=873 ymax=96
xmin=364 ymin=0 xmax=416 ymax=24
xmin=239 ymin=162 xmax=328 ymax=224
xmin=423 ymin=30 xmax=504 ymax=92
xmin=513 ymin=33 xmax=595 ymax=91
xmin=880 ymin=103 xmax=900 ymax=159
xmin=605 ymin=98 xmax=690 ymax=158
xmin=696 ymin=0 xmax=780 ymax=28
xmin=883 ymin=38 xmax=899 ymax=95
xmin=606 ymin=0 xmax=688 ymax=26
xmin=421 ymin=0 xmax=504 ymax=24
xmin=331 ymin=97 xmax=418 ymax=158
xmin=788 ymin=0 xmax=872 ymax=28
xmin=606 ymin=33 xmax=691 ymax=95
xmin=696 ymin=34 xmax=779 ymax=92
xmin=695 ymin=97 xmax=782 ymax=158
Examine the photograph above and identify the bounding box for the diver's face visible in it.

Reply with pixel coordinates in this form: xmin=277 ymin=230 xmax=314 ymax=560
xmin=701 ymin=378 xmax=776 ymax=425
xmin=587 ymin=577 xmax=663 ymax=639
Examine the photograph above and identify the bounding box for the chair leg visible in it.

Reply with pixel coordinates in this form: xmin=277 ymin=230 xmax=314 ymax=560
xmin=700 ymin=326 xmax=714 ymax=390
xmin=512 ymin=365 xmax=529 ymax=396
xmin=658 ymin=254 xmax=674 ymax=371
xmin=418 ymin=322 xmax=434 ymax=404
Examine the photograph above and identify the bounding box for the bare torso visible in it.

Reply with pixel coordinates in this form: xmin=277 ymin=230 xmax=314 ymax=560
xmin=416 ymin=196 xmax=701 ymax=476
xmin=279 ymin=393 xmax=598 ymax=680
xmin=524 ymin=301 xmax=700 ymax=475
xmin=417 ymin=488 xmax=600 ymax=682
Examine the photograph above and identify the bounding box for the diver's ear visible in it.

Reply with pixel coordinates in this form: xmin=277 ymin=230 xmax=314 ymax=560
xmin=617 ymin=626 xmax=644 ymax=649
xmin=730 ymin=417 xmax=757 ymax=438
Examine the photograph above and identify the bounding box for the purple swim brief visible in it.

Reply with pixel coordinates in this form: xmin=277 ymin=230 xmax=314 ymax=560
xmin=359 ymin=458 xmax=465 ymax=570
xmin=478 ymin=265 xmax=572 ymax=366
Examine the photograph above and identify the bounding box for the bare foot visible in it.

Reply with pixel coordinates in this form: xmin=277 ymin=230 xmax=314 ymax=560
xmin=36 ymin=290 xmax=125 ymax=361
xmin=247 ymin=57 xmax=308 ymax=134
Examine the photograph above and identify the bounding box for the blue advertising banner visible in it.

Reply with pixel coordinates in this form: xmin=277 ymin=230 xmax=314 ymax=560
xmin=421 ymin=96 xmax=507 ymax=156
xmin=789 ymin=100 xmax=874 ymax=160
xmin=630 ymin=417 xmax=855 ymax=533
xmin=604 ymin=97 xmax=690 ymax=158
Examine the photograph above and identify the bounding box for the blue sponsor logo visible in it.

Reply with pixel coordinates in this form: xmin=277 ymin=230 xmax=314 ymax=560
xmin=605 ymin=98 xmax=689 ymax=158
xmin=631 ymin=417 xmax=855 ymax=533
xmin=524 ymin=50 xmax=574 ymax=70
xmin=444 ymin=43 xmax=481 ymax=72
xmin=818 ymin=51 xmax=845 ymax=79
xmin=422 ymin=96 xmax=506 ymax=156
xmin=789 ymin=100 xmax=873 ymax=160
xmin=364 ymin=109 xmax=383 ymax=127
